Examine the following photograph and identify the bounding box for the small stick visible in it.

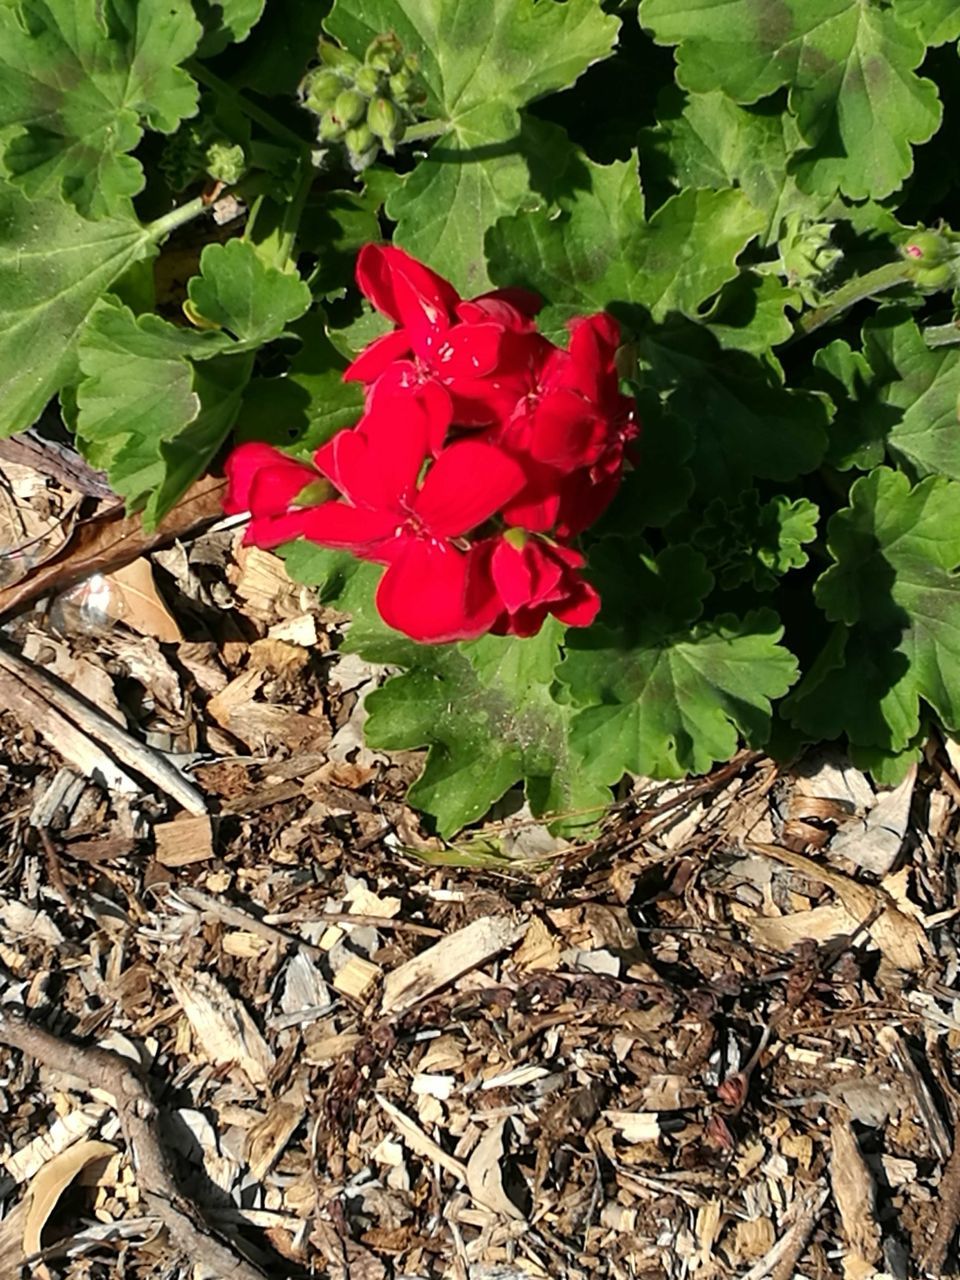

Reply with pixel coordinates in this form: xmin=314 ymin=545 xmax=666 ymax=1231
xmin=0 ymin=1006 xmax=269 ymax=1280
xmin=0 ymin=643 xmax=207 ymax=815
xmin=35 ymin=827 xmax=75 ymax=915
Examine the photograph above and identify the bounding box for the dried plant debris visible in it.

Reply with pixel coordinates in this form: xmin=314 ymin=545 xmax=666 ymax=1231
xmin=1 ymin=450 xmax=960 ymax=1278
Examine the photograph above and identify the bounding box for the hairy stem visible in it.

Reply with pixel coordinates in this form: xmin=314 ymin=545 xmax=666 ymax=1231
xmin=144 ymin=196 xmax=208 ymax=243
xmin=922 ymin=320 xmax=960 ymax=348
xmin=793 ymin=261 xmax=912 ymax=338
xmin=403 ymin=118 xmax=453 ymax=143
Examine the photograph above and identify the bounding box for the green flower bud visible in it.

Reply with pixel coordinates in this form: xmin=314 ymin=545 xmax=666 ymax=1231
xmin=345 ymin=123 xmax=378 ymax=171
xmin=354 ymin=64 xmax=382 ymax=97
xmin=902 ymin=228 xmax=951 ymax=267
xmin=301 ymin=67 xmax=343 ymax=113
xmin=334 ymin=88 xmax=367 ymax=128
xmin=317 ymin=111 xmax=346 ymax=142
xmin=365 ymin=33 xmax=404 ymax=74
xmin=911 ymin=262 xmax=955 ymax=294
xmin=363 ymin=95 xmax=401 ymax=151
xmin=205 ymin=140 xmax=246 ymax=186
xmin=345 ymin=123 xmax=375 ymax=154
xmin=318 ymin=39 xmax=359 ymax=74
xmin=388 ymin=66 xmax=415 ymax=103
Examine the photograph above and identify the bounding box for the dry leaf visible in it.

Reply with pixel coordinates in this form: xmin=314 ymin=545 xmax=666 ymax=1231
xmin=23 ymin=1139 xmax=117 ymax=1280
xmin=465 ymin=1119 xmax=525 ymax=1220
xmin=99 ymin=558 xmax=183 ymax=642
xmin=0 ymin=474 xmax=226 ymax=619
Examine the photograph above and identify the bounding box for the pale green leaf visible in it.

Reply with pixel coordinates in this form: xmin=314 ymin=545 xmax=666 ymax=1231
xmin=639 ymin=0 xmax=942 ymax=199
xmin=0 ymin=0 xmax=201 ymax=217
xmin=0 ymin=184 xmax=156 ymax=437
xmin=187 ymin=239 xmax=312 ymax=345
xmin=325 ymin=0 xmax=620 ymax=291
xmin=487 ymin=153 xmax=764 ymax=325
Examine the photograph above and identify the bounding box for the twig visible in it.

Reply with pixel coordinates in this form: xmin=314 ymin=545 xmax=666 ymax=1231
xmin=0 ymin=642 xmax=207 ymax=815
xmin=35 ymin=827 xmax=75 ymax=915
xmin=0 ymin=1006 xmax=269 ymax=1280
xmin=740 ymin=1184 xmax=828 ymax=1280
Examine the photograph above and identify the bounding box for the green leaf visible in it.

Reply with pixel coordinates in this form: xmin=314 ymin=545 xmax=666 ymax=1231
xmin=187 ymin=239 xmax=312 ymax=344
xmin=642 ymin=86 xmax=824 ymax=243
xmin=789 ymin=467 xmax=960 ymax=751
xmin=692 ymin=491 xmax=819 ymax=591
xmin=198 ymin=0 xmax=266 ymax=54
xmin=639 ymin=0 xmax=942 ymax=200
xmin=0 ymin=184 xmax=157 ymax=437
xmin=812 ymin=308 xmax=960 ymax=478
xmin=0 ymin=0 xmax=201 ymax=217
xmin=487 ymin=153 xmax=764 ymax=325
xmin=325 ymin=0 xmax=621 ymax=291
xmin=896 ymin=0 xmax=960 ymax=46
xmin=702 ymin=272 xmax=802 ymax=355
xmin=636 ymin=322 xmax=829 ymax=493
xmin=558 ymin=547 xmax=798 ymax=782
xmin=75 ymin=297 xmax=250 ymax=526
xmin=861 ymin=308 xmax=960 ymax=482
xmin=363 ymin=620 xmax=611 ymax=836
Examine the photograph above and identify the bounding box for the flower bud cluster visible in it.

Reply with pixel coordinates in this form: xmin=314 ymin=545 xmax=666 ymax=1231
xmin=224 ymin=246 xmax=639 ymax=644
xmin=300 ymin=35 xmax=424 ymax=171
xmin=901 ymin=225 xmax=960 ymax=294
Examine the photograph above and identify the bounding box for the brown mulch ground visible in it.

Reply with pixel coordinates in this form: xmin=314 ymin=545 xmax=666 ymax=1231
xmin=1 ymin=451 xmax=960 ymax=1280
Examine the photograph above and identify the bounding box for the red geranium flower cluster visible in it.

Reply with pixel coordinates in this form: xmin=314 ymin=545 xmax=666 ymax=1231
xmin=224 ymin=245 xmax=637 ymax=643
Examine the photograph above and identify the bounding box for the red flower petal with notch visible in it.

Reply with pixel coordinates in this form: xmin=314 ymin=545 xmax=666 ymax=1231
xmin=224 ymin=442 xmax=334 ymax=548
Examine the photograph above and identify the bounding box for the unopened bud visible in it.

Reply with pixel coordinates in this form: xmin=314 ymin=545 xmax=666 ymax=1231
xmin=301 ymin=67 xmax=342 ymax=113
xmin=318 ymin=39 xmax=359 ymax=74
xmin=345 ymin=123 xmax=375 ymax=155
xmin=317 ymin=111 xmax=346 ymax=142
xmin=902 ymin=228 xmax=957 ymax=293
xmin=388 ymin=66 xmax=415 ymax=103
xmin=334 ymin=88 xmax=367 ymax=127
xmin=365 ymin=33 xmax=404 ymax=74
xmin=503 ymin=527 xmax=528 ymax=551
xmin=293 ymin=478 xmax=335 ymax=507
xmin=367 ymin=96 xmax=401 ymax=145
xmin=354 ymin=64 xmax=382 ymax=96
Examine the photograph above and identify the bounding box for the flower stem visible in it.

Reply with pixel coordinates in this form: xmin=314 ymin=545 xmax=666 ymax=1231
xmin=187 ymin=60 xmax=311 ymax=154
xmin=793 ymin=261 xmax=913 ymax=338
xmin=144 ymin=196 xmax=208 ymax=243
xmin=403 ymin=119 xmax=452 ymax=143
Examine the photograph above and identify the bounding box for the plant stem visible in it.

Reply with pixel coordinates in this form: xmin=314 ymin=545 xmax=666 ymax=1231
xmin=144 ymin=196 xmax=208 ymax=243
xmin=793 ymin=261 xmax=912 ymax=338
xmin=403 ymin=119 xmax=452 ymax=143
xmin=187 ymin=60 xmax=310 ymax=154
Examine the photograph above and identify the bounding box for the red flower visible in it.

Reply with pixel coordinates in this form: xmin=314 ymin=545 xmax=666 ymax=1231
xmin=345 ymin=244 xmax=542 ymax=426
xmin=223 ymin=246 xmax=638 ymax=644
xmin=486 ymin=532 xmax=600 ymax=637
xmin=306 ymin=399 xmax=526 ymax=643
xmin=224 ymin=442 xmax=332 ymax=548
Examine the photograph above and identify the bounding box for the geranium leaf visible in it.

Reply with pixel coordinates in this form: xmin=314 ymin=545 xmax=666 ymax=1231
xmin=896 ymin=0 xmax=960 ymax=46
xmin=75 ymin=297 xmax=250 ymax=527
xmin=558 ymin=547 xmax=798 ymax=782
xmin=487 ymin=153 xmax=764 ymax=326
xmin=637 ymin=322 xmax=829 ymax=493
xmin=641 ymin=86 xmax=823 ymax=244
xmin=639 ymin=0 xmax=942 ymax=200
xmin=812 ymin=308 xmax=960 ymax=479
xmin=186 ymin=239 xmax=312 ymax=345
xmin=0 ymin=184 xmax=157 ymax=437
xmin=691 ymin=491 xmax=820 ymax=592
xmin=325 ymin=0 xmax=620 ymax=292
xmin=788 ymin=467 xmax=960 ymax=751
xmin=361 ymin=620 xmax=611 ymax=836
xmin=0 ymin=0 xmax=201 ymax=217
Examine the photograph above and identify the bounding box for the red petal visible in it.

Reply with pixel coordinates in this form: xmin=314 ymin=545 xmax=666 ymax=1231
xmin=247 ymin=463 xmax=321 ymax=517
xmin=376 ymin=540 xmax=493 ymax=643
xmin=430 ymin=321 xmax=502 ymax=379
xmin=490 ymin=538 xmax=563 ymax=613
xmin=371 ymin=366 xmax=452 ymax=453
xmin=458 ymin=287 xmax=543 ymax=326
xmin=356 ymin=244 xmax=459 ymax=343
xmin=530 ymin=388 xmax=605 ymax=471
xmin=224 ymin=443 xmax=311 ymax=514
xmin=343 ymin=328 xmax=412 ymax=383
xmin=244 ymin=509 xmax=327 ymax=550
xmin=317 ymin=400 xmax=429 ymax=512
xmin=553 ymin=580 xmax=600 ymax=628
xmin=414 ymin=442 xmax=526 ymax=538
xmin=296 ymin=501 xmax=400 ymax=555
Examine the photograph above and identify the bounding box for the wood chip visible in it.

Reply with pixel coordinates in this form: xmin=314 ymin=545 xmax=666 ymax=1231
xmin=381 ymin=915 xmax=526 ymax=1014
xmin=332 ymin=955 xmax=380 ymax=1001
xmin=165 ymin=968 xmax=275 ymax=1088
xmin=830 ymin=1117 xmax=882 ymax=1277
xmin=154 ymin=814 xmax=214 ymax=867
